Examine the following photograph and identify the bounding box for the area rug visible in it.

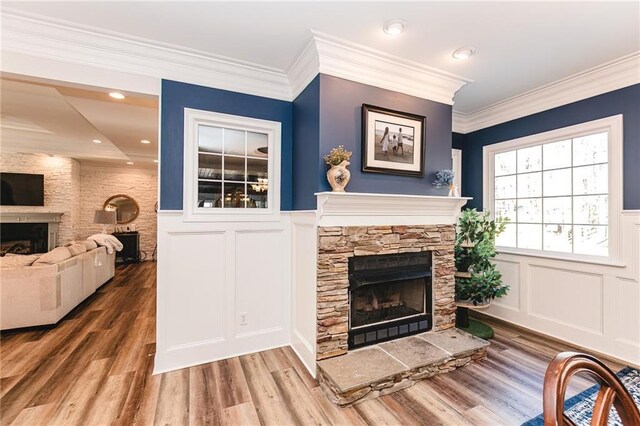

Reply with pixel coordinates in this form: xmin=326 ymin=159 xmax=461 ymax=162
xmin=522 ymin=367 xmax=640 ymax=426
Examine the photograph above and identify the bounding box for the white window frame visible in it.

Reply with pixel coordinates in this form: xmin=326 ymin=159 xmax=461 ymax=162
xmin=482 ymin=115 xmax=623 ymax=265
xmin=183 ymin=108 xmax=281 ymax=222
xmin=452 ymin=148 xmax=462 ymax=193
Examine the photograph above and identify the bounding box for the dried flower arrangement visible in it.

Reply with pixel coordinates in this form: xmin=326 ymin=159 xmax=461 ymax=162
xmin=323 ymin=145 xmax=353 ymax=166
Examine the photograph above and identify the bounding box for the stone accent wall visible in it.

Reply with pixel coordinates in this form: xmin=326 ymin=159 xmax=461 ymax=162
xmin=0 ymin=153 xmax=81 ymax=245
xmin=316 ymin=225 xmax=457 ymax=360
xmin=79 ymin=166 xmax=158 ymax=257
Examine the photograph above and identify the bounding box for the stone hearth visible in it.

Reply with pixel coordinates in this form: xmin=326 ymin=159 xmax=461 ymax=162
xmin=316 ymin=224 xmax=457 ymax=360
xmin=317 ymin=328 xmax=489 ymax=406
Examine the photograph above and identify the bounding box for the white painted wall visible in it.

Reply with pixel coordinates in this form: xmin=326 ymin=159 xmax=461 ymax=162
xmin=484 ymin=210 xmax=640 ymax=365
xmin=0 ymin=153 xmax=81 ymax=245
xmin=155 ymin=213 xmax=291 ymax=373
xmin=290 ymin=211 xmax=318 ymax=376
xmin=78 ymin=165 xmax=158 ymax=256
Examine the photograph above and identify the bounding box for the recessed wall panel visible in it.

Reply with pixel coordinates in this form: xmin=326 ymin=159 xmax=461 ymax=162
xmin=617 ymin=278 xmax=640 ymax=344
xmin=235 ymin=230 xmax=286 ymax=337
xmin=493 ymin=259 xmax=520 ymax=311
xmin=529 ymin=265 xmax=603 ymax=334
xmin=166 ymin=232 xmax=226 ymax=349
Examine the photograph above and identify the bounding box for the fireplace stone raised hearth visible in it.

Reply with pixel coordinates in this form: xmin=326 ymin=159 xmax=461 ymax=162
xmin=317 ymin=329 xmax=489 ymax=406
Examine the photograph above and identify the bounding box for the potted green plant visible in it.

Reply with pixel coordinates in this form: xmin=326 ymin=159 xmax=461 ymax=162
xmin=454 ymin=209 xmax=509 ymax=306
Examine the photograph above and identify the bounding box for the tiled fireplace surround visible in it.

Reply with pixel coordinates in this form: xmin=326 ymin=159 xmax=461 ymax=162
xmin=308 ymin=193 xmax=489 ymax=406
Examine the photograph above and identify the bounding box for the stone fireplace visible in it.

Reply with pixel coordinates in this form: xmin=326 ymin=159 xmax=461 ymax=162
xmin=292 ymin=192 xmax=489 ymax=406
xmin=317 ymin=224 xmax=456 ymax=360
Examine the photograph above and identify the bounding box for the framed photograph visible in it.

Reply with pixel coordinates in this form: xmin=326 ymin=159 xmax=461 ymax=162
xmin=361 ymin=104 xmax=426 ymax=177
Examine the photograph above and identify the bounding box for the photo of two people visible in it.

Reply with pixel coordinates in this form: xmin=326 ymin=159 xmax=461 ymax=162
xmin=373 ymin=121 xmax=415 ymax=165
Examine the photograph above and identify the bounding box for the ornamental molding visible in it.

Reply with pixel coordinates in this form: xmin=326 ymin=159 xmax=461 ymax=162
xmin=453 ymin=52 xmax=640 ymax=134
xmin=288 ymin=31 xmax=472 ymax=105
xmin=1 ymin=10 xmax=292 ymax=100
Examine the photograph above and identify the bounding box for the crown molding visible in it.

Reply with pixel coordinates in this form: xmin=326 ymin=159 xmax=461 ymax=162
xmin=288 ymin=31 xmax=472 ymax=104
xmin=287 ymin=37 xmax=321 ymax=100
xmin=1 ymin=10 xmax=292 ymax=101
xmin=453 ymin=52 xmax=640 ymax=134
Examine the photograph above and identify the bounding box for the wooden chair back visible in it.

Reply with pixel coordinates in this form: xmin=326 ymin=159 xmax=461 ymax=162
xmin=543 ymin=352 xmax=640 ymax=426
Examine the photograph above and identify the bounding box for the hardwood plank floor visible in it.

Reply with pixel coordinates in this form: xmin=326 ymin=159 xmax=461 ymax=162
xmin=0 ymin=262 xmax=626 ymax=425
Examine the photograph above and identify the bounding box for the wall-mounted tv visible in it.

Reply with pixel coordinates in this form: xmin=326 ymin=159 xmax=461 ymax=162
xmin=0 ymin=173 xmax=45 ymax=206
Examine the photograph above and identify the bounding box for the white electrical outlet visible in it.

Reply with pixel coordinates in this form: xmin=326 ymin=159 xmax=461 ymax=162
xmin=239 ymin=312 xmax=248 ymax=326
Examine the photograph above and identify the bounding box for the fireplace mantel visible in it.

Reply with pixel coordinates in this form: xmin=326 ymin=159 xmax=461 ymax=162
xmin=0 ymin=211 xmax=64 ymax=252
xmin=315 ymin=192 xmax=471 ymax=227
xmin=0 ymin=211 xmax=64 ymax=223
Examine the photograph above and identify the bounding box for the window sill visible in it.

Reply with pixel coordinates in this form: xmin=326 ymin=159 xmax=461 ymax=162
xmin=495 ymin=248 xmax=626 ymax=268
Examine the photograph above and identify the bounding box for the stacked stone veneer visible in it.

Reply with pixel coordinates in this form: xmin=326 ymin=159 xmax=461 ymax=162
xmin=316 ymin=224 xmax=457 ymax=360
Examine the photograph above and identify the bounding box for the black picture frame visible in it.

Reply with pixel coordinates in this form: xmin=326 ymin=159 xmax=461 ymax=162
xmin=361 ymin=104 xmax=426 ymax=177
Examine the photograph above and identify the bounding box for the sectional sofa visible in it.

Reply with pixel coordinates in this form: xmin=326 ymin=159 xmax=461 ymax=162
xmin=0 ymin=243 xmax=115 ymax=330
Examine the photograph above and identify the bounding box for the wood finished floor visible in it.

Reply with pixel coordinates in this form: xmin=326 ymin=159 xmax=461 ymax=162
xmin=0 ymin=262 xmax=626 ymax=425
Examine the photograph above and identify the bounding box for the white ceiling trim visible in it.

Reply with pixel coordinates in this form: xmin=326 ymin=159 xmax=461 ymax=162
xmin=452 ymin=52 xmax=640 ymax=134
xmin=3 ymin=10 xmax=637 ymax=134
xmin=287 ymin=37 xmax=321 ymax=100
xmin=288 ymin=31 xmax=472 ymax=105
xmin=1 ymin=11 xmax=293 ymax=101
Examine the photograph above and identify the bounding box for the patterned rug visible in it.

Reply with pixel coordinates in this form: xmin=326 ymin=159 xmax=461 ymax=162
xmin=522 ymin=367 xmax=640 ymax=426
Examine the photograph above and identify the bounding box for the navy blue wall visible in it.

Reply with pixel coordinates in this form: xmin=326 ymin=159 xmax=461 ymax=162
xmin=316 ymin=75 xmax=453 ymax=200
xmin=160 ymin=80 xmax=293 ymax=210
xmin=462 ymin=84 xmax=640 ymax=210
xmin=452 ymin=132 xmax=465 ymax=150
xmin=292 ymin=76 xmax=320 ymax=210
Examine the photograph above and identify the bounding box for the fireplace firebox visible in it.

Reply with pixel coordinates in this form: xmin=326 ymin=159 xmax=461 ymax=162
xmin=348 ymin=251 xmax=432 ymax=349
xmin=0 ymin=223 xmax=48 ymax=256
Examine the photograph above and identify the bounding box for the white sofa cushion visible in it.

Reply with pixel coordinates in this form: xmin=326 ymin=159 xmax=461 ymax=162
xmin=67 ymin=243 xmax=87 ymax=256
xmin=33 ymin=247 xmax=72 ymax=266
xmin=83 ymin=240 xmax=98 ymax=250
xmin=0 ymin=254 xmax=41 ymax=268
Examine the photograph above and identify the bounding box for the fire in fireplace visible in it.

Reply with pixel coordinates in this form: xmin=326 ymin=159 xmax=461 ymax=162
xmin=348 ymin=251 xmax=432 ymax=349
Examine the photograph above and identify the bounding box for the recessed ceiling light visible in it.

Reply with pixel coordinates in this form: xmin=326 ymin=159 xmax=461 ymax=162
xmin=153 ymin=160 xmax=158 ymax=163
xmin=126 ymin=161 xmax=134 ymax=165
xmin=383 ymin=19 xmax=406 ymax=36
xmin=92 ymin=139 xmax=102 ymax=144
xmin=452 ymin=47 xmax=475 ymax=60
xmin=140 ymin=139 xmax=151 ymax=144
xmin=109 ymin=92 xmax=125 ymax=100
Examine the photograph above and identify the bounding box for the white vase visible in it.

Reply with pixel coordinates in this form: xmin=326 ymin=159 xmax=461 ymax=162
xmin=448 ymin=184 xmax=460 ymax=197
xmin=326 ymin=161 xmax=351 ymax=192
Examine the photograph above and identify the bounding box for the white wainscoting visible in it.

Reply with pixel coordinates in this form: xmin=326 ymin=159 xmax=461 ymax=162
xmin=290 ymin=211 xmax=318 ymax=377
xmin=484 ymin=210 xmax=640 ymax=365
xmin=155 ymin=211 xmax=291 ymax=374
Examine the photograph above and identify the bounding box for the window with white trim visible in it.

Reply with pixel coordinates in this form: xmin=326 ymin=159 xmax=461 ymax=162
xmin=484 ymin=115 xmax=622 ymax=260
xmin=183 ymin=108 xmax=281 ymax=221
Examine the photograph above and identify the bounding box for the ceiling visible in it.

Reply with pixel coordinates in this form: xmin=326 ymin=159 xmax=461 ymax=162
xmin=1 ymin=76 xmax=159 ymax=168
xmin=2 ymin=1 xmax=639 ymax=114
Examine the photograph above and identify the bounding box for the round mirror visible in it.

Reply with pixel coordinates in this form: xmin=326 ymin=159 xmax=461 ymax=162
xmin=103 ymin=194 xmax=139 ymax=224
